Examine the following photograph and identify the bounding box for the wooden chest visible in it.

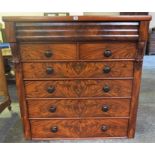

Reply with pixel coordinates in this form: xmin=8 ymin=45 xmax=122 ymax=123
xmin=3 ymin=16 xmax=151 ymax=140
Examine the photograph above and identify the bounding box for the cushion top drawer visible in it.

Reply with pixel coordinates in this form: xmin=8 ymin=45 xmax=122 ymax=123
xmin=16 ymin=22 xmax=139 ymax=41
xmin=20 ymin=43 xmax=77 ymax=60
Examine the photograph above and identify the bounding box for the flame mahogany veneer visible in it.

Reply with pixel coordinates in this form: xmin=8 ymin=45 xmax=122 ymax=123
xmin=3 ymin=15 xmax=151 ymax=140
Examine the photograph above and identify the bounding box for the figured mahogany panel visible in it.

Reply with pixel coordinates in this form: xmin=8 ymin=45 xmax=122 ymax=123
xmin=20 ymin=43 xmax=77 ymax=60
xmin=27 ymin=99 xmax=130 ymax=118
xmin=80 ymin=42 xmax=137 ymax=59
xmin=30 ymin=118 xmax=128 ymax=138
xmin=23 ymin=61 xmax=133 ymax=79
xmin=80 ymin=118 xmax=128 ymax=137
xmin=24 ymin=80 xmax=132 ymax=98
xmin=15 ymin=22 xmax=139 ymax=41
xmin=31 ymin=119 xmax=80 ymax=138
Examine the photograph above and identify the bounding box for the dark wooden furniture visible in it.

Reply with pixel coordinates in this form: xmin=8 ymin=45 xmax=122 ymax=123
xmin=3 ymin=16 xmax=151 ymax=140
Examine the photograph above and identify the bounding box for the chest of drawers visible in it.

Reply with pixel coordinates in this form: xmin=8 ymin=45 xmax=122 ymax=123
xmin=3 ymin=16 xmax=151 ymax=140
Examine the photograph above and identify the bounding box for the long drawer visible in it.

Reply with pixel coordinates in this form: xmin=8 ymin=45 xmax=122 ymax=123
xmin=27 ymin=99 xmax=130 ymax=118
xmin=23 ymin=61 xmax=133 ymax=79
xmin=24 ymin=80 xmax=132 ymax=98
xmin=30 ymin=119 xmax=128 ymax=138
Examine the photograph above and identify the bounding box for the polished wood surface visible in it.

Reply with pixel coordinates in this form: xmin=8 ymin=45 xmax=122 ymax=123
xmin=30 ymin=118 xmax=128 ymax=138
xmin=25 ymin=80 xmax=132 ymax=98
xmin=20 ymin=43 xmax=77 ymax=60
xmin=27 ymin=99 xmax=130 ymax=118
xmin=3 ymin=16 xmax=151 ymax=140
xmin=23 ymin=61 xmax=133 ymax=78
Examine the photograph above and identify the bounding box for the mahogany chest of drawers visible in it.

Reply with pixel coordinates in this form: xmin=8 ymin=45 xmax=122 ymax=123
xmin=3 ymin=16 xmax=151 ymax=140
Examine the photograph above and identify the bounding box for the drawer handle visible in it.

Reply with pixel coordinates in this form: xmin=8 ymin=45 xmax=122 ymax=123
xmin=51 ymin=126 xmax=58 ymax=133
xmin=101 ymin=125 xmax=108 ymax=132
xmin=103 ymin=66 xmax=111 ymax=73
xmin=49 ymin=106 xmax=57 ymax=113
xmin=103 ymin=85 xmax=110 ymax=92
xmin=102 ymin=105 xmax=109 ymax=112
xmin=47 ymin=86 xmax=55 ymax=93
xmin=104 ymin=50 xmax=112 ymax=57
xmin=44 ymin=50 xmax=53 ymax=58
xmin=46 ymin=67 xmax=54 ymax=74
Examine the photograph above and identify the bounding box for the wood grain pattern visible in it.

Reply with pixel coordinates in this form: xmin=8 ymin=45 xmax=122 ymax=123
xmin=30 ymin=118 xmax=128 ymax=138
xmin=80 ymin=118 xmax=128 ymax=137
xmin=31 ymin=119 xmax=80 ymax=138
xmin=80 ymin=42 xmax=137 ymax=59
xmin=27 ymin=99 xmax=130 ymax=118
xmin=24 ymin=80 xmax=132 ymax=98
xmin=20 ymin=43 xmax=77 ymax=60
xmin=23 ymin=61 xmax=133 ymax=78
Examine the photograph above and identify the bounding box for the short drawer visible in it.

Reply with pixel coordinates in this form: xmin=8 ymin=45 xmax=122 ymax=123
xmin=24 ymin=80 xmax=132 ymax=98
xmin=23 ymin=61 xmax=133 ymax=79
xmin=30 ymin=119 xmax=79 ymax=138
xmin=80 ymin=118 xmax=128 ymax=138
xmin=30 ymin=119 xmax=128 ymax=138
xmin=27 ymin=99 xmax=130 ymax=118
xmin=80 ymin=42 xmax=137 ymax=59
xmin=20 ymin=43 xmax=77 ymax=60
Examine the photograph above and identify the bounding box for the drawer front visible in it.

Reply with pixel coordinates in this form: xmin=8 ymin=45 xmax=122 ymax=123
xmin=30 ymin=119 xmax=80 ymax=138
xmin=80 ymin=118 xmax=128 ymax=138
xmin=20 ymin=43 xmax=77 ymax=60
xmin=23 ymin=61 xmax=133 ymax=78
xmin=30 ymin=119 xmax=128 ymax=138
xmin=80 ymin=42 xmax=137 ymax=59
xmin=27 ymin=99 xmax=130 ymax=118
xmin=25 ymin=80 xmax=132 ymax=98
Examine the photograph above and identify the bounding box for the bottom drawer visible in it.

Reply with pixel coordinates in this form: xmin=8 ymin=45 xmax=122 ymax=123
xmin=30 ymin=119 xmax=128 ymax=139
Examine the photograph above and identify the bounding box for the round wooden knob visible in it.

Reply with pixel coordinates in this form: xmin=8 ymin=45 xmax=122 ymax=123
xmin=103 ymin=85 xmax=110 ymax=92
xmin=101 ymin=125 xmax=108 ymax=132
xmin=44 ymin=50 xmax=53 ymax=58
xmin=51 ymin=126 xmax=58 ymax=133
xmin=46 ymin=67 xmax=54 ymax=74
xmin=49 ymin=106 xmax=57 ymax=113
xmin=103 ymin=66 xmax=111 ymax=73
xmin=104 ymin=50 xmax=112 ymax=57
xmin=102 ymin=105 xmax=109 ymax=112
xmin=47 ymin=86 xmax=55 ymax=93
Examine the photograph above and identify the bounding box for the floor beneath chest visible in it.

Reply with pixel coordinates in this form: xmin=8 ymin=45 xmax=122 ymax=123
xmin=0 ymin=56 xmax=155 ymax=143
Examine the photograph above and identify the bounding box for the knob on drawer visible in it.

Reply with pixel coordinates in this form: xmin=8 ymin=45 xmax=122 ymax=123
xmin=47 ymin=86 xmax=55 ymax=93
xmin=46 ymin=67 xmax=54 ymax=74
xmin=51 ymin=126 xmax=58 ymax=133
xmin=101 ymin=125 xmax=108 ymax=132
xmin=44 ymin=50 xmax=53 ymax=58
xmin=103 ymin=66 xmax=111 ymax=73
xmin=49 ymin=106 xmax=57 ymax=113
xmin=104 ymin=50 xmax=112 ymax=57
xmin=102 ymin=105 xmax=109 ymax=112
xmin=103 ymin=85 xmax=110 ymax=92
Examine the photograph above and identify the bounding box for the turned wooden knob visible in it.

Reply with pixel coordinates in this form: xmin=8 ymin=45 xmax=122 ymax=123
xmin=104 ymin=50 xmax=112 ymax=57
xmin=49 ymin=106 xmax=57 ymax=113
xmin=44 ymin=50 xmax=53 ymax=58
xmin=47 ymin=86 xmax=55 ymax=93
xmin=46 ymin=67 xmax=54 ymax=74
xmin=103 ymin=85 xmax=110 ymax=92
xmin=101 ymin=125 xmax=108 ymax=132
xmin=51 ymin=126 xmax=58 ymax=133
xmin=103 ymin=66 xmax=111 ymax=73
